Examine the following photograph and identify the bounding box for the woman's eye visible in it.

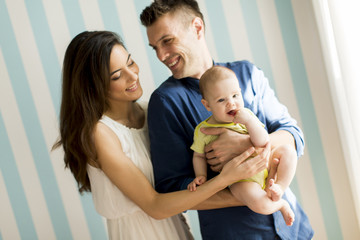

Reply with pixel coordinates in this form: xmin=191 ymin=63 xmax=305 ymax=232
xmin=111 ymin=72 xmax=121 ymax=80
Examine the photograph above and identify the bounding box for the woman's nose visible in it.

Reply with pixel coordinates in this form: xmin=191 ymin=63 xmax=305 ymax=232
xmin=124 ymin=67 xmax=138 ymax=81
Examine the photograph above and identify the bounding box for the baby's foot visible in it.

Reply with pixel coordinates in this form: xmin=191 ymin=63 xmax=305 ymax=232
xmin=280 ymin=202 xmax=295 ymax=226
xmin=267 ymin=179 xmax=284 ymax=201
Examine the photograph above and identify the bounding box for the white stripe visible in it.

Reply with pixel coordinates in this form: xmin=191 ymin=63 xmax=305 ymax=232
xmin=314 ymin=0 xmax=360 ymax=230
xmin=222 ymin=0 xmax=253 ymax=61
xmin=292 ymin=0 xmax=360 ymax=238
xmin=0 ymin=48 xmax=56 ymax=240
xmin=0 ymin=171 xmax=21 ymax=240
xmin=51 ymin=148 xmax=93 ymax=240
xmin=41 ymin=0 xmax=71 ymax=65
xmin=5 ymin=0 xmax=57 ymax=147
xmin=5 ymin=0 xmax=91 ymax=238
xmin=295 ymin=150 xmax=327 ymax=238
xmin=79 ymin=0 xmax=105 ymax=30
xmin=197 ymin=0 xmax=219 ymax=62
xmin=114 ymin=0 xmax=155 ymax=101
xmin=257 ymin=1 xmax=327 ymax=238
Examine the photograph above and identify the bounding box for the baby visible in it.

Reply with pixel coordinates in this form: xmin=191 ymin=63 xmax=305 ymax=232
xmin=188 ymin=66 xmax=297 ymax=226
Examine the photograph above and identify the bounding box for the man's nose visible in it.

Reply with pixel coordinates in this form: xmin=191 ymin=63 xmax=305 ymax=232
xmin=157 ymin=47 xmax=168 ymax=62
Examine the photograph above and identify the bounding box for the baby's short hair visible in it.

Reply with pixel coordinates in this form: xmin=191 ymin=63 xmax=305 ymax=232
xmin=199 ymin=66 xmax=237 ymax=99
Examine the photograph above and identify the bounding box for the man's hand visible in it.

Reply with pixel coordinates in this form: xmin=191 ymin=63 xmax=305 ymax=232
xmin=201 ymin=127 xmax=252 ymax=172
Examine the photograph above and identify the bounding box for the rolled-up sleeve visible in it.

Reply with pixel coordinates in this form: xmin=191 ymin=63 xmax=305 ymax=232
xmin=251 ymin=65 xmax=305 ymax=157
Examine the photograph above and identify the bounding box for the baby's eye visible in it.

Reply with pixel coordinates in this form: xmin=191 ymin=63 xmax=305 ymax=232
xmin=233 ymin=94 xmax=239 ymax=98
xmin=217 ymin=98 xmax=225 ymax=103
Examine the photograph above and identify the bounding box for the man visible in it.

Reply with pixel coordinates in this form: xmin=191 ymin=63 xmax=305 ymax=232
xmin=140 ymin=0 xmax=314 ymax=239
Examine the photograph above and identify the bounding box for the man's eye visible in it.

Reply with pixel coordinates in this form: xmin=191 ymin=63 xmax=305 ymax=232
xmin=164 ymin=38 xmax=173 ymax=44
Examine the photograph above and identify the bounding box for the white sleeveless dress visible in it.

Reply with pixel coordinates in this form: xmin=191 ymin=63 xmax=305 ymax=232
xmin=87 ymin=102 xmax=193 ymax=240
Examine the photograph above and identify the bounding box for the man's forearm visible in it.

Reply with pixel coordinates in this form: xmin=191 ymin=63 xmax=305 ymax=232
xmin=190 ymin=188 xmax=244 ymax=210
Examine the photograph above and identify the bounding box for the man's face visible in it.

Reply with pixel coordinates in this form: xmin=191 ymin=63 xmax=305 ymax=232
xmin=146 ymin=12 xmax=203 ymax=79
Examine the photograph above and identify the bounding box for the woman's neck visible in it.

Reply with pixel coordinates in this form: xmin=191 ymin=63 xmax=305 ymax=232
xmin=105 ymin=101 xmax=145 ymax=129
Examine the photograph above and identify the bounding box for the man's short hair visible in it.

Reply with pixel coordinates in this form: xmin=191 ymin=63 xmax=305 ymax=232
xmin=140 ymin=0 xmax=204 ymax=28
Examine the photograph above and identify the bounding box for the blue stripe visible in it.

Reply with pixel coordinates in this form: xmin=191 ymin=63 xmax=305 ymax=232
xmin=0 ymin=1 xmax=72 ymax=239
xmin=98 ymin=0 xmax=124 ymax=36
xmin=187 ymin=211 xmax=201 ymax=240
xmin=0 ymin=113 xmax=38 ymax=240
xmin=61 ymin=0 xmax=86 ymax=37
xmin=134 ymin=0 xmax=171 ymax=87
xmin=290 ymin=177 xmax=302 ymax=205
xmin=274 ymin=1 xmax=342 ymax=239
xmin=81 ymin=193 xmax=108 ymax=239
xmin=204 ymin=0 xmax=234 ymax=61
xmin=23 ymin=0 xmax=61 ymax=111
xmin=238 ymin=0 xmax=276 ymax=90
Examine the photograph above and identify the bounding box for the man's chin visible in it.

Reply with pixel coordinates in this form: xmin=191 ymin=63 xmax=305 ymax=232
xmin=172 ymin=72 xmax=184 ymax=79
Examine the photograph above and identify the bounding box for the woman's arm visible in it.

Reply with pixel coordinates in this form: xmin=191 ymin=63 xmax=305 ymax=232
xmin=93 ymin=122 xmax=265 ymax=219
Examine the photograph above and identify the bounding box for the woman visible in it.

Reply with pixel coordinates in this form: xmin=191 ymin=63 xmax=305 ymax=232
xmin=53 ymin=31 xmax=265 ymax=239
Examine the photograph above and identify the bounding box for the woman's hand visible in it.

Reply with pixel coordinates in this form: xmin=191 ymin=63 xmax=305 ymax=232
xmin=219 ymin=142 xmax=271 ymax=184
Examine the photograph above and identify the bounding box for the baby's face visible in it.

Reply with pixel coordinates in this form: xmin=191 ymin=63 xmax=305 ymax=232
xmin=203 ymin=76 xmax=244 ymax=124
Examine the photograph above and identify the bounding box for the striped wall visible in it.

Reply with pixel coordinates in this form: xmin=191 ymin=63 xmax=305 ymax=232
xmin=0 ymin=0 xmax=359 ymax=239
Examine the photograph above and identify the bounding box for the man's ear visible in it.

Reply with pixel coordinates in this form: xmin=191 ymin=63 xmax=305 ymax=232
xmin=192 ymin=17 xmax=204 ymax=39
xmin=201 ymin=99 xmax=211 ymax=111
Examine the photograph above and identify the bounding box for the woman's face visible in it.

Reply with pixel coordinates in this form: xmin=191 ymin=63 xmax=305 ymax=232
xmin=108 ymin=44 xmax=142 ymax=102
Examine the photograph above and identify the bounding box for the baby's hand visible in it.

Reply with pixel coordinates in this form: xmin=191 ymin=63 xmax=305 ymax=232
xmin=187 ymin=176 xmax=207 ymax=192
xmin=233 ymin=108 xmax=251 ymax=124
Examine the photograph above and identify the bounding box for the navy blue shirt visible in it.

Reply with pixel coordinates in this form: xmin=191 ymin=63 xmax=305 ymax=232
xmin=148 ymin=61 xmax=314 ymax=239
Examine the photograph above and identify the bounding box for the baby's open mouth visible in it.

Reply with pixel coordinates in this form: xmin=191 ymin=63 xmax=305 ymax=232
xmin=227 ymin=110 xmax=237 ymax=116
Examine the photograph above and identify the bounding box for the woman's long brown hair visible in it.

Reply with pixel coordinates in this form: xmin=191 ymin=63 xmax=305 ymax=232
xmin=53 ymin=31 xmax=125 ymax=193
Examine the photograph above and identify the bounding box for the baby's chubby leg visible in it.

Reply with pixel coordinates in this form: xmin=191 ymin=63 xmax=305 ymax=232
xmin=230 ymin=181 xmax=294 ymax=226
xmin=267 ymin=179 xmax=284 ymax=202
xmin=266 ymin=144 xmax=297 ymax=201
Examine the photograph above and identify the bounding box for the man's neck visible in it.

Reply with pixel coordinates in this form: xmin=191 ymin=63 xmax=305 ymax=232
xmin=190 ymin=56 xmax=213 ymax=79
